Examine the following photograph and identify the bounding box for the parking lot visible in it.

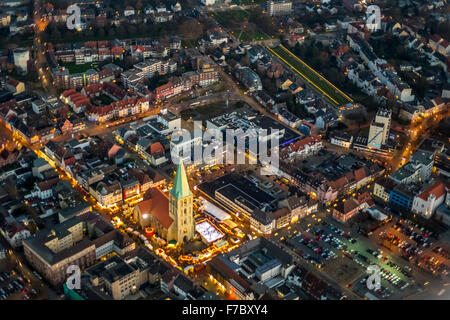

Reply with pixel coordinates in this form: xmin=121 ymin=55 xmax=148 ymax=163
xmin=375 ymin=218 xmax=436 ymax=258
xmin=272 ymin=209 xmax=426 ymax=299
xmin=373 ymin=218 xmax=449 ymax=278
xmin=0 ymin=270 xmax=37 ymax=300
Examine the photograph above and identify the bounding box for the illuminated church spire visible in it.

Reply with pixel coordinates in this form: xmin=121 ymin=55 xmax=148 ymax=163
xmin=170 ymin=158 xmax=192 ymax=199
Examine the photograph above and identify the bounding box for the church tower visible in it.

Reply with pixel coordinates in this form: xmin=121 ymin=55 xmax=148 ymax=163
xmin=167 ymin=159 xmax=194 ymax=243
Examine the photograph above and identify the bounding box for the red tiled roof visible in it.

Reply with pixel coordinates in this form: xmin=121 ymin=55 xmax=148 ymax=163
xmin=150 ymin=142 xmax=165 ymax=156
xmin=97 ymin=40 xmax=109 ymax=48
xmin=441 ymin=39 xmax=450 ymax=49
xmin=330 ymin=176 xmax=347 ymax=190
xmin=5 ymin=221 xmax=27 ymax=238
xmin=155 ymin=82 xmax=173 ymax=94
xmin=137 ymin=188 xmax=173 ymax=229
xmin=418 ymin=180 xmax=446 ymax=201
xmin=37 ymin=177 xmax=59 ymax=192
xmin=354 ymin=167 xmax=366 ymax=182
xmin=430 ymin=34 xmax=442 ymax=43
xmin=84 ymin=41 xmax=97 ymax=49
xmin=83 ymin=83 xmax=103 ymax=96
xmin=87 ymin=104 xmax=113 ymax=116
xmin=336 ymin=198 xmax=359 ymax=215
xmin=62 ymin=89 xmax=77 ymax=97
xmin=345 ymin=171 xmax=354 ymax=181
xmin=7 ymin=78 xmax=19 ymax=87
xmin=111 ymin=46 xmax=124 ymax=55
xmin=108 ymin=144 xmax=122 ymax=158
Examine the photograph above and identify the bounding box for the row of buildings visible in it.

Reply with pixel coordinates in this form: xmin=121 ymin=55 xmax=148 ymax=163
xmin=198 ymin=172 xmax=318 ymax=235
xmin=373 ymin=139 xmax=448 ymax=220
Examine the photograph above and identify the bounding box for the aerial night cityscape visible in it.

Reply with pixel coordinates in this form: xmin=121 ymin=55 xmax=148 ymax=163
xmin=0 ymin=0 xmax=448 ymax=313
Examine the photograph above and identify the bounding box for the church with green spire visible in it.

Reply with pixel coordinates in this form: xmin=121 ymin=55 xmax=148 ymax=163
xmin=167 ymin=159 xmax=194 ymax=243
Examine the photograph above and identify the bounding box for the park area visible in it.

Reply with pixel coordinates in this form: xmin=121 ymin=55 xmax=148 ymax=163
xmin=180 ymin=102 xmax=228 ymax=121
xmin=61 ymin=62 xmax=98 ymax=74
xmin=211 ymin=9 xmax=272 ymax=42
xmin=267 ymin=45 xmax=353 ymax=106
xmin=231 ymin=0 xmax=266 ymax=5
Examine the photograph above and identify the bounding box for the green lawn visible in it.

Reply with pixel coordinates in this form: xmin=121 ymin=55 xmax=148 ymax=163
xmin=212 ymin=9 xmax=275 ymax=42
xmin=232 ymin=0 xmax=265 ymax=5
xmin=93 ymin=94 xmax=115 ymax=105
xmin=269 ymin=46 xmax=353 ymax=106
xmin=235 ymin=29 xmax=271 ymax=42
xmin=61 ymin=62 xmax=97 ymax=74
xmin=211 ymin=9 xmax=248 ymax=27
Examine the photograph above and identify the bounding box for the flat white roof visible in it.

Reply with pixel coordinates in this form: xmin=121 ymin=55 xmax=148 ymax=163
xmin=364 ymin=208 xmax=388 ymax=221
xmin=195 ymin=220 xmax=224 ymax=243
xmin=200 ymin=198 xmax=231 ymax=222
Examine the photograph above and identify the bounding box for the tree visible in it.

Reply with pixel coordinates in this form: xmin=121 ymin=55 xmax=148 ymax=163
xmin=107 ymin=26 xmax=117 ymax=38
xmin=96 ymin=27 xmax=105 ymax=39
xmin=136 ymin=0 xmax=143 ymax=11
xmin=124 ymin=55 xmax=134 ymax=69
xmin=239 ymin=55 xmax=250 ymax=67
xmin=178 ymin=19 xmax=203 ymax=42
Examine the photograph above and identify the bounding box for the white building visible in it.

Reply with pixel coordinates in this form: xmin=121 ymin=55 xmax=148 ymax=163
xmin=412 ymin=180 xmax=446 ymax=219
xmin=170 ymin=130 xmax=202 ymax=163
xmin=89 ymin=181 xmax=123 ymax=207
xmin=13 ymin=48 xmax=29 ymax=74
xmin=0 ymin=222 xmax=31 ymax=248
xmin=330 ymin=132 xmax=353 ymax=148
xmin=391 ymin=152 xmax=434 ymax=185
xmin=0 ymin=244 xmax=6 ymax=259
xmin=267 ymin=0 xmax=292 ymax=16
xmin=367 ymin=108 xmax=391 ymax=149
xmin=32 ymin=99 xmax=46 ymax=114
xmin=201 ymin=0 xmax=216 ymax=5
xmin=124 ymin=6 xmax=135 ymax=16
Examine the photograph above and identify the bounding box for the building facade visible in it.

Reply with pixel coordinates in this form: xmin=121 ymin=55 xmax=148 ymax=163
xmin=167 ymin=160 xmax=195 ymax=243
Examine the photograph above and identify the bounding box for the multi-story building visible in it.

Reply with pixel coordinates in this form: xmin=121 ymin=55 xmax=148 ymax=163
xmin=373 ymin=177 xmax=396 ymax=203
xmin=0 ymin=221 xmax=31 ymax=248
xmin=89 ymin=180 xmax=123 ymax=208
xmin=13 ymin=48 xmax=29 ymax=74
xmin=367 ymin=108 xmax=391 ymax=149
xmin=0 ymin=243 xmax=5 ymax=260
xmin=24 ymin=213 xmax=135 ymax=287
xmin=330 ymin=132 xmax=353 ymax=148
xmin=31 ymin=99 xmax=47 ymax=114
xmin=236 ymin=66 xmax=262 ymax=92
xmin=23 ymin=217 xmax=97 ymax=286
xmin=267 ymin=1 xmax=292 ymax=16
xmin=198 ymin=63 xmax=218 ymax=87
xmin=208 ymin=237 xmax=295 ymax=300
xmin=83 ymin=255 xmax=141 ymax=300
xmin=390 ymin=151 xmax=434 ymax=184
xmin=389 ymin=182 xmax=424 ymax=211
xmin=411 ymin=180 xmax=446 ymax=219
xmin=121 ymin=60 xmax=175 ymax=89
